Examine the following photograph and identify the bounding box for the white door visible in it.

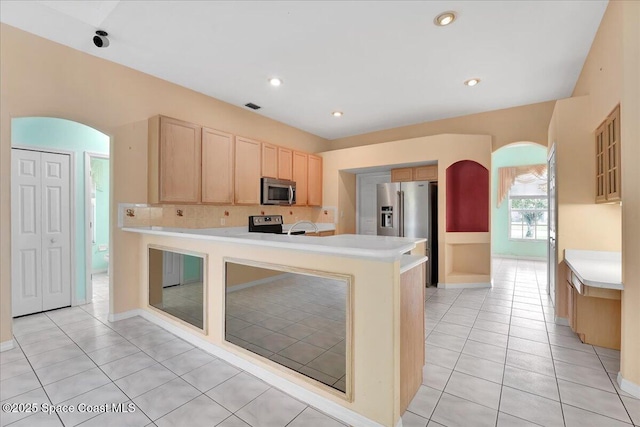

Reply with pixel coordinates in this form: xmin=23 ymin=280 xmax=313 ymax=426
xmin=357 ymin=172 xmax=391 ymax=235
xmin=11 ymin=149 xmax=71 ymax=317
xmin=162 ymin=252 xmax=182 ymax=287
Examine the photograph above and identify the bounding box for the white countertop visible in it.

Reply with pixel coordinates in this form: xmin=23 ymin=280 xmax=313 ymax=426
xmin=564 ymin=249 xmax=623 ymax=290
xmin=122 ymin=225 xmax=425 ymax=261
xmin=400 ymin=255 xmax=428 ymax=273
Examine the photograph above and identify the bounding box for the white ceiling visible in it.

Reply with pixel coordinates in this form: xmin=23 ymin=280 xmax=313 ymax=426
xmin=0 ymin=1 xmax=607 ymax=140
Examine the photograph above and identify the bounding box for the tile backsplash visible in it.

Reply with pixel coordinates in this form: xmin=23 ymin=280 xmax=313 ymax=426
xmin=120 ymin=204 xmax=336 ymax=228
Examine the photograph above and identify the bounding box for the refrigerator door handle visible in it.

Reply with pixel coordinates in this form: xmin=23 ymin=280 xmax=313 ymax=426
xmin=397 ymin=190 xmax=403 ymax=237
xmin=399 ymin=190 xmax=405 ymax=237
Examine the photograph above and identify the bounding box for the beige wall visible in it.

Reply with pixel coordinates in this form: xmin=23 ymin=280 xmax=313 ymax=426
xmin=558 ymin=0 xmax=640 ymax=390
xmin=328 ymin=101 xmax=555 ymax=152
xmin=0 ymin=23 xmax=328 ymax=343
xmin=548 ymin=96 xmax=622 ymax=318
xmin=320 ymin=134 xmax=492 ymax=285
xmin=620 ymin=0 xmax=640 ymax=390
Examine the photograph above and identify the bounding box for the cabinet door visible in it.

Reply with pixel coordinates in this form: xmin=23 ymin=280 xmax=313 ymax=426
xmin=605 ymin=106 xmax=621 ymax=201
xmin=413 ymin=165 xmax=437 ymax=181
xmin=293 ymin=151 xmax=308 ymax=206
xmin=278 ymin=147 xmax=293 ymax=180
xmin=391 ymin=168 xmax=413 ymax=182
xmin=235 ymin=137 xmax=261 ymax=204
xmin=202 ymin=128 xmax=234 ymax=204
xmin=308 ymin=154 xmax=322 ymax=206
xmin=159 ymin=117 xmax=201 ymax=203
xmin=262 ymin=142 xmax=278 ymax=178
xmin=595 ymin=123 xmax=607 ymax=203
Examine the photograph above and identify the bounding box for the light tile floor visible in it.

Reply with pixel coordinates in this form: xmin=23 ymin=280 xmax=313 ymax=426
xmin=225 ymin=274 xmax=347 ymax=392
xmin=403 ymin=257 xmax=639 ymax=427
xmin=2 ymin=259 xmax=638 ymax=426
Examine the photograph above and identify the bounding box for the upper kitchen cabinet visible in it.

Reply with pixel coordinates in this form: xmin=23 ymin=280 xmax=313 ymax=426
xmin=261 ymin=142 xmax=278 ymax=178
xmin=596 ymin=105 xmax=621 ymax=203
xmin=391 ymin=168 xmax=413 ymax=182
xmin=413 ymin=165 xmax=438 ymax=181
xmin=391 ymin=165 xmax=438 ymax=182
xmin=293 ymin=151 xmax=308 ymax=206
xmin=235 ymin=136 xmax=261 ymax=205
xmin=308 ymin=154 xmax=323 ymax=206
xmin=278 ymin=147 xmax=293 ymax=181
xmin=148 ymin=115 xmax=202 ymax=204
xmin=202 ymin=128 xmax=234 ymax=204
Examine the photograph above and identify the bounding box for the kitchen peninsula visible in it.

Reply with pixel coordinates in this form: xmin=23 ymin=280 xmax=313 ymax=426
xmin=122 ymin=225 xmax=427 ymax=427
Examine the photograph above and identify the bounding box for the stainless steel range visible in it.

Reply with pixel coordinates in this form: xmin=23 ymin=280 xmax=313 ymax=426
xmin=248 ymin=215 xmax=305 ymax=235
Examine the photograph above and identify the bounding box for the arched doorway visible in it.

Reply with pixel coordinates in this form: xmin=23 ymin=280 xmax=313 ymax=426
xmin=11 ymin=117 xmax=111 ymax=318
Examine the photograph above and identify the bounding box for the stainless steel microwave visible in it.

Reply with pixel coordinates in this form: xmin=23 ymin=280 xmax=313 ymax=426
xmin=261 ymin=177 xmax=296 ymax=205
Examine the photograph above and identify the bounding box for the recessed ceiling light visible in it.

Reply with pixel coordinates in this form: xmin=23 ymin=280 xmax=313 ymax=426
xmin=434 ymin=11 xmax=456 ymax=26
xmin=331 ymin=111 xmax=343 ymax=117
xmin=464 ymin=78 xmax=481 ymax=87
xmin=268 ymin=77 xmax=283 ymax=87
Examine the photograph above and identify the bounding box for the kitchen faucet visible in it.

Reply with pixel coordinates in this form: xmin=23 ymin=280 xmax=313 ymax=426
xmin=287 ymin=220 xmax=318 ymax=235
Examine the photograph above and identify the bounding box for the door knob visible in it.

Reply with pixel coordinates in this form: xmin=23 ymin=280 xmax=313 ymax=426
xmin=50 ymin=238 xmax=56 ymax=244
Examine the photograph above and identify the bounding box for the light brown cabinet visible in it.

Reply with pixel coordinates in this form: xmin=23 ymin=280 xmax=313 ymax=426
xmin=148 ymin=116 xmax=202 ymax=204
xmin=413 ymin=165 xmax=438 ymax=181
xmin=202 ymin=128 xmax=234 ymax=204
xmin=293 ymin=151 xmax=308 ymax=206
xmin=596 ymin=105 xmax=621 ymax=203
xmin=278 ymin=148 xmax=293 ymax=180
xmin=235 ymin=137 xmax=261 ymax=205
xmin=391 ymin=165 xmax=438 ymax=182
xmin=308 ymin=155 xmax=323 ymax=207
xmin=391 ymin=168 xmax=413 ymax=182
xmin=261 ymin=142 xmax=278 ymax=179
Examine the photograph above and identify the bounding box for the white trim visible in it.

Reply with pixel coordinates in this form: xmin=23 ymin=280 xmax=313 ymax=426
xmin=114 ymin=308 xmax=386 ymax=427
xmin=395 ymin=418 xmax=404 ymax=427
xmin=107 ymin=309 xmax=142 ymax=323
xmin=12 ymin=145 xmax=77 ymax=308
xmin=554 ymin=316 xmax=569 ymax=326
xmin=618 ymin=372 xmax=640 ymax=399
xmin=227 ymin=273 xmax=291 ymax=293
xmin=437 ymin=282 xmax=492 ymax=289
xmin=492 ymin=254 xmax=546 ymax=261
xmin=0 ymin=340 xmax=15 ymax=352
xmin=85 ymin=152 xmax=109 ymax=305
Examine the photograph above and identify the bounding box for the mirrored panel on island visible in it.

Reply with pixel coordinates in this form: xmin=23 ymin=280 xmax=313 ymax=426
xmin=225 ymin=261 xmax=350 ymax=394
xmin=148 ymin=248 xmax=205 ymax=330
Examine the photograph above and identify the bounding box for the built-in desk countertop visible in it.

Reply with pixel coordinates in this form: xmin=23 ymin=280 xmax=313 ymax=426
xmin=564 ymin=249 xmax=623 ymax=290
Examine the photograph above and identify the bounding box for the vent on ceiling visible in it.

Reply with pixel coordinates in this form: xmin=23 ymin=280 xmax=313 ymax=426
xmin=245 ymin=102 xmax=261 ymax=110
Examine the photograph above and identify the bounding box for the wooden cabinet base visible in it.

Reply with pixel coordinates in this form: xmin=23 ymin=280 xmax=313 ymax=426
xmin=400 ymin=264 xmax=425 ymax=413
xmin=574 ymin=291 xmax=621 ymax=350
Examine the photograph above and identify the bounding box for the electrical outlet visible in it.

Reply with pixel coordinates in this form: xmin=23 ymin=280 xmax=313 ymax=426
xmin=220 ymin=218 xmax=226 ymax=226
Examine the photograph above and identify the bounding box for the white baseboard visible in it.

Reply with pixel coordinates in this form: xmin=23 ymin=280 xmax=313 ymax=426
xmin=227 ymin=273 xmax=291 ymax=293
xmin=437 ymin=282 xmax=491 ymax=289
xmin=0 ymin=340 xmax=15 ymax=352
xmin=554 ymin=316 xmax=569 ymax=326
xmin=134 ymin=308 xmax=385 ymax=427
xmin=74 ymin=299 xmax=87 ymax=307
xmin=618 ymin=372 xmax=640 ymax=399
xmin=107 ymin=309 xmax=143 ymax=323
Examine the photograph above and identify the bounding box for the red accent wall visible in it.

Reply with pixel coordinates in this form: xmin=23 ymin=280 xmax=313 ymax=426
xmin=446 ymin=160 xmax=489 ymax=232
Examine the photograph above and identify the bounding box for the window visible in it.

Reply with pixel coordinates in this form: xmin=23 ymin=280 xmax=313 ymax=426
xmin=508 ymin=173 xmax=548 ymax=241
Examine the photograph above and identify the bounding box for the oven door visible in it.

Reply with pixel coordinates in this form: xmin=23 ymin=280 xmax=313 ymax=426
xmin=261 ymin=178 xmax=296 ymax=205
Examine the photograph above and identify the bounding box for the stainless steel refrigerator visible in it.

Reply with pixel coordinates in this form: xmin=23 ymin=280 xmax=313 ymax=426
xmin=377 ymin=181 xmax=438 ymax=286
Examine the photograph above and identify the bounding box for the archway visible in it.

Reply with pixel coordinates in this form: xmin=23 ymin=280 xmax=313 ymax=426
xmin=11 ymin=117 xmax=111 ymax=318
